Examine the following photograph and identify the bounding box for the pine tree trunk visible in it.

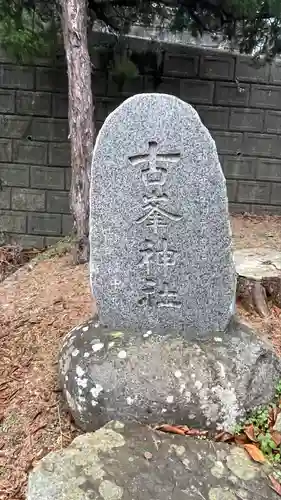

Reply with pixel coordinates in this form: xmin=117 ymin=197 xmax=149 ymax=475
xmin=60 ymin=0 xmax=94 ymax=264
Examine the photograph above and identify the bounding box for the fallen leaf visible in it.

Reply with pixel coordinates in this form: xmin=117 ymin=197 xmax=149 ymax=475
xmin=215 ymin=431 xmax=234 ymax=442
xmin=110 ymin=331 xmax=124 ymax=338
xmin=143 ymin=451 xmax=152 ymax=460
xmin=176 ymin=425 xmax=191 ymax=433
xmin=234 ymin=434 xmax=249 ymax=446
xmin=244 ymin=424 xmax=257 ymax=442
xmin=156 ymin=424 xmax=186 ymax=436
xmin=243 ymin=443 xmax=266 ymax=463
xmin=271 ymin=430 xmax=281 ymax=446
xmin=269 ymin=475 xmax=281 ymax=496
xmin=269 ymin=407 xmax=279 ymax=429
xmin=185 ymin=429 xmax=208 ymax=437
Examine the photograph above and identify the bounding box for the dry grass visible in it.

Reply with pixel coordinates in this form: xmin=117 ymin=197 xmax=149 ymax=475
xmin=1 ymin=214 xmax=281 ymax=499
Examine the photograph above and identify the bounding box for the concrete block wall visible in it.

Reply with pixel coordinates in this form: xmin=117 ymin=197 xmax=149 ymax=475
xmin=0 ymin=57 xmax=72 ymax=248
xmin=1 ymin=39 xmax=281 ymax=247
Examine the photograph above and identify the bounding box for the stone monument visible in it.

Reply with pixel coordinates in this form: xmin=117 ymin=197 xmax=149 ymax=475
xmin=58 ymin=93 xmax=281 ymax=433
xmin=89 ymin=93 xmax=236 ymax=336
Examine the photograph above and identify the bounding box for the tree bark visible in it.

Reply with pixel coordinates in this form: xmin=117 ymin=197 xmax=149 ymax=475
xmin=236 ymin=276 xmax=269 ymax=318
xmin=60 ymin=0 xmax=94 ymax=264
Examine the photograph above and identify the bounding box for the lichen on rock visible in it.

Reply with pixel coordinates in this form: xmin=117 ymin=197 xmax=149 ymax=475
xmin=27 ymin=421 xmax=280 ymax=500
xmin=58 ymin=318 xmax=281 ymax=433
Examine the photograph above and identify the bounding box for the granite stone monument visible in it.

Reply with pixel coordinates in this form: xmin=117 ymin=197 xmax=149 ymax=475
xmin=89 ymin=93 xmax=236 ymax=336
xmin=58 ymin=94 xmax=281 ymax=433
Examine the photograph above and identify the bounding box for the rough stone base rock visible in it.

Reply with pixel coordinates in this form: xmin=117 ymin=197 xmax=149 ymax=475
xmin=58 ymin=317 xmax=281 ymax=433
xmin=235 ymin=247 xmax=281 ymax=317
xmin=27 ymin=420 xmax=280 ymax=500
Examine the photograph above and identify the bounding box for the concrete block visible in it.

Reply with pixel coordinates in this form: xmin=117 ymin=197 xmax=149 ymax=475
xmin=46 ymin=191 xmax=70 ymax=214
xmin=164 ymin=52 xmax=199 ymax=77
xmin=250 ymin=204 xmax=281 ymax=216
xmin=270 ymin=184 xmax=281 ymax=205
xmin=0 ymin=115 xmax=32 ymax=139
xmin=13 ymin=140 xmax=47 ymax=165
xmin=16 ymin=91 xmax=52 ymax=116
xmin=107 ymin=74 xmax=143 ymax=97
xmin=52 ymin=93 xmax=68 ymax=118
xmin=30 ymin=118 xmax=68 ymax=142
xmin=269 ymin=61 xmax=281 ymax=84
xmin=237 ymin=181 xmax=271 ymax=203
xmin=0 ymin=65 xmax=34 ymax=89
xmin=256 ymin=159 xmax=281 ymax=181
xmin=0 ymin=90 xmax=15 ymax=113
xmin=254 ymin=204 xmax=278 ymax=214
xmin=226 ymin=179 xmax=237 ymax=202
xmin=0 ymin=139 xmax=12 ymax=161
xmin=243 ymin=133 xmax=281 ymax=157
xmin=152 ymin=76 xmax=180 ymax=96
xmin=65 ymin=168 xmax=71 ymax=190
xmin=48 ymin=142 xmax=70 ymax=166
xmin=264 ymin=110 xmax=281 ymax=133
xmin=105 ymin=99 xmax=124 ymax=117
xmin=36 ymin=67 xmax=67 ymax=92
xmin=196 ymin=105 xmax=229 ymax=129
xmin=229 ymin=108 xmax=264 ymax=132
xmin=250 ymin=85 xmax=281 ymax=109
xmin=0 ymin=187 xmax=11 ymax=209
xmin=11 ymin=188 xmax=45 ymax=211
xmin=91 ymin=72 xmax=108 ymax=97
xmin=200 ymin=54 xmax=235 ymax=80
xmin=95 ymin=99 xmax=109 ymax=122
xmin=30 ymin=166 xmax=65 ymax=190
xmin=62 ymin=214 xmax=73 ymax=235
xmin=180 ymin=79 xmax=214 ymax=104
xmin=211 ymin=131 xmax=243 ymax=155
xmin=0 ymin=164 xmax=29 ymax=187
xmin=28 ymin=213 xmax=62 ymax=235
xmin=9 ymin=233 xmax=45 ymax=248
xmin=228 ymin=203 xmax=250 ymax=214
xmin=214 ymin=82 xmax=249 ymax=106
xmin=0 ymin=210 xmax=26 ymax=233
xmin=222 ymin=156 xmax=255 ymax=179
xmin=236 ymin=57 xmax=270 ymax=83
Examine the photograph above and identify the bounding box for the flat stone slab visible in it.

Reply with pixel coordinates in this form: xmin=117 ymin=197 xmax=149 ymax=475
xmin=58 ymin=317 xmax=281 ymax=432
xmin=234 ymin=248 xmax=281 ymax=280
xmin=90 ymin=93 xmax=236 ymax=337
xmin=27 ymin=420 xmax=280 ymax=500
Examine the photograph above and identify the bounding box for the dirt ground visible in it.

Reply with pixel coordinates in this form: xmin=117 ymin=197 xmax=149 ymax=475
xmin=1 ymin=214 xmax=281 ymax=500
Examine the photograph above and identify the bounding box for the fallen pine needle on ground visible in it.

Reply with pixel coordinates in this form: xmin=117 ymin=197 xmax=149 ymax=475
xmin=0 ymin=253 xmax=93 ymax=500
